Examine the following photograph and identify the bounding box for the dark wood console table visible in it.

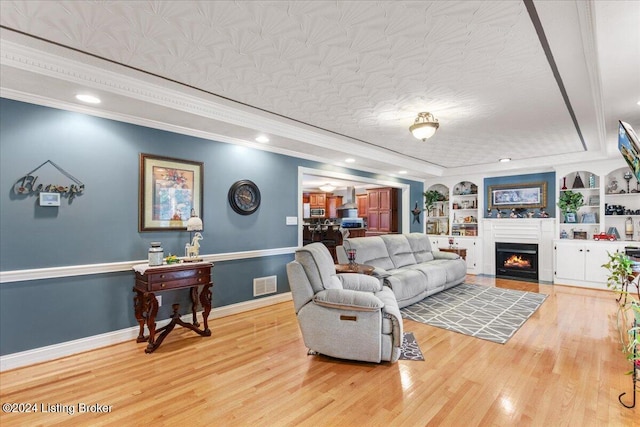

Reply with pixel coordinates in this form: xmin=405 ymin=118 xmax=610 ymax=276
xmin=133 ymin=262 xmax=213 ymax=353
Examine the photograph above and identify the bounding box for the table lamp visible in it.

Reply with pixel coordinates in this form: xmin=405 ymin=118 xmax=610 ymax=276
xmin=185 ymin=208 xmax=203 ymax=261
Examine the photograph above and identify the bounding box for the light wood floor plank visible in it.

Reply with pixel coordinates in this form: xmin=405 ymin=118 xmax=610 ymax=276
xmin=0 ymin=276 xmax=638 ymax=426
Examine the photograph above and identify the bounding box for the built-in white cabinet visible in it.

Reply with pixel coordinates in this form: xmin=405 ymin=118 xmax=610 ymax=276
xmin=430 ymin=236 xmax=480 ymax=274
xmin=553 ymin=240 xmax=628 ymax=289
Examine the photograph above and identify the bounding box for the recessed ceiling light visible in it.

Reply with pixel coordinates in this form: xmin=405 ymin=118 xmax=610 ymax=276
xmin=345 ymin=158 xmax=355 ymax=163
xmin=637 ymin=100 xmax=640 ymax=106
xmin=255 ymin=135 xmax=269 ymax=143
xmin=499 ymin=158 xmax=511 ymax=163
xmin=75 ymin=94 xmax=101 ymax=104
xmin=398 ymin=170 xmax=407 ymax=174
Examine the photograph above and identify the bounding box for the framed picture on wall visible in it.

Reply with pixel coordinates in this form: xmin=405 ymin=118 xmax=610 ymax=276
xmin=487 ymin=182 xmax=547 ymax=210
xmin=139 ymin=153 xmax=203 ymax=232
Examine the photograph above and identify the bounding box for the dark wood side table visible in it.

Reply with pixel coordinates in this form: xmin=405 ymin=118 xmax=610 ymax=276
xmin=133 ymin=262 xmax=213 ymax=353
xmin=335 ymin=264 xmax=375 ymax=275
xmin=438 ymin=247 xmax=467 ymax=260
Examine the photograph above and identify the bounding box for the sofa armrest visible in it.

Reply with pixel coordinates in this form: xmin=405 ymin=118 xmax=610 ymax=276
xmin=338 ymin=273 xmax=383 ymax=292
xmin=313 ymin=289 xmax=384 ymax=312
xmin=433 ymin=251 xmax=461 ymax=260
xmin=371 ymin=267 xmax=391 ymax=279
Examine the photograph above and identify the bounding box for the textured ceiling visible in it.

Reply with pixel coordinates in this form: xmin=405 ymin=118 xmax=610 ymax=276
xmin=0 ymin=0 xmax=638 ymax=180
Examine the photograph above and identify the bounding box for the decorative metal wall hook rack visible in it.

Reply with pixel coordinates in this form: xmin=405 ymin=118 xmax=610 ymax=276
xmin=14 ymin=160 xmax=85 ymax=202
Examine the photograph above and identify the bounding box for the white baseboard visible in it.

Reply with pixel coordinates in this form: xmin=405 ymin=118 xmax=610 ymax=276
xmin=0 ymin=292 xmax=292 ymax=372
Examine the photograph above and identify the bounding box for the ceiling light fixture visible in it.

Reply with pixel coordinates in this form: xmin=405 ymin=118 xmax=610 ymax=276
xmin=398 ymin=170 xmax=407 ymax=174
xmin=409 ymin=112 xmax=439 ymax=141
xmin=499 ymin=158 xmax=511 ymax=163
xmin=345 ymin=158 xmax=355 ymax=163
xmin=75 ymin=94 xmax=101 ymax=104
xmin=255 ymin=135 xmax=269 ymax=143
xmin=319 ymin=183 xmax=336 ymax=192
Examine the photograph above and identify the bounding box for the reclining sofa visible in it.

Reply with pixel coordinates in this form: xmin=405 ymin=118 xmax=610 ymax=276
xmin=337 ymin=233 xmax=466 ymax=308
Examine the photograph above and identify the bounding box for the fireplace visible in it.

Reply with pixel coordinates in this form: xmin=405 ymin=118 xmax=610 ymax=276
xmin=495 ymin=242 xmax=538 ymax=281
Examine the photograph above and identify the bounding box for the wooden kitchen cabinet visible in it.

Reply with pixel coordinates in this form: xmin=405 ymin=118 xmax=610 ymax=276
xmin=327 ymin=196 xmax=343 ymax=218
xmin=310 ymin=193 xmax=326 ymax=209
xmin=366 ymin=187 xmax=398 ymax=234
xmin=357 ymin=194 xmax=368 ymax=217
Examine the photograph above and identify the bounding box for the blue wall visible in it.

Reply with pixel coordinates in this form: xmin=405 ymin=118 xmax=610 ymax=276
xmin=484 ymin=172 xmax=556 ymax=217
xmin=0 ymin=98 xmax=423 ymax=355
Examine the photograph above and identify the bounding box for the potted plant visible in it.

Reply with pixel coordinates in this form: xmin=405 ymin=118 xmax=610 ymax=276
xmin=557 ymin=190 xmax=584 ymax=221
xmin=602 ymin=251 xmax=639 ymax=408
xmin=423 ymin=190 xmax=445 ymax=215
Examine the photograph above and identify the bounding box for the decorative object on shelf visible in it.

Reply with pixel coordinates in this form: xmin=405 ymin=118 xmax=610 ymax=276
xmin=560 ymin=229 xmax=568 ymax=239
xmin=538 ymin=208 xmax=549 ymax=218
xmin=608 ymin=177 xmax=619 ymax=194
xmin=228 ymin=179 xmax=261 ymax=215
xmin=448 ymin=237 xmax=454 ymax=248
xmin=582 ymin=212 xmax=597 ymax=223
xmin=13 ymin=159 xmax=85 ymax=203
xmin=572 ymin=172 xmax=585 ymax=188
xmin=557 ymin=190 xmax=584 ymax=219
xmin=139 ymin=154 xmax=203 ymax=232
xmin=409 ymin=112 xmax=439 ymax=141
xmin=561 ymin=176 xmax=567 ymax=190
xmin=573 ymin=230 xmax=587 ymax=240
xmin=593 ymin=232 xmax=617 ymax=241
xmin=624 ymin=171 xmax=633 ymax=193
xmin=148 ymin=242 xmax=163 ymax=266
xmin=588 ymin=195 xmax=600 ymax=206
xmin=608 ymin=227 xmax=621 ymax=240
xmin=589 ymin=174 xmax=596 ymax=188
xmin=165 ymin=254 xmax=180 ymax=264
xmin=626 ymin=217 xmax=635 ymax=240
xmin=411 ymin=201 xmax=422 ymax=224
xmin=565 ymin=212 xmax=577 ymax=223
xmin=488 ymin=182 xmax=547 ymax=210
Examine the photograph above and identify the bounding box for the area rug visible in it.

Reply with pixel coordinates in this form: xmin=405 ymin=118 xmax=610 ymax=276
xmin=399 ymin=332 xmax=424 ymax=361
xmin=400 ymin=283 xmax=547 ymax=344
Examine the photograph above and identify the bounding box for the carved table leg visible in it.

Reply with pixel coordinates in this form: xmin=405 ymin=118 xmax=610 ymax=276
xmin=200 ymin=283 xmax=213 ymax=335
xmin=145 ymin=292 xmax=159 ymax=353
xmin=133 ymin=289 xmax=147 ymax=343
xmin=190 ymin=286 xmax=199 ymax=327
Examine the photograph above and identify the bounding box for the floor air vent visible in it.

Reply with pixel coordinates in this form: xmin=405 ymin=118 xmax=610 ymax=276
xmin=253 ymin=275 xmax=277 ymax=296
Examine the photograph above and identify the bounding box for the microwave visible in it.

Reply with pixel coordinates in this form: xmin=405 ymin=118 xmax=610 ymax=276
xmin=310 ymin=208 xmax=326 ymax=217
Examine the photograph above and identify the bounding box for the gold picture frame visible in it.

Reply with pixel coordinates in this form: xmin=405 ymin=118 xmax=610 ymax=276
xmin=487 ymin=182 xmax=547 ymax=210
xmin=139 ymin=153 xmax=203 ymax=232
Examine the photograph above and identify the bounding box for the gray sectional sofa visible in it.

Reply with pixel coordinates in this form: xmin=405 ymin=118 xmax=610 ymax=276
xmin=336 ymin=233 xmax=467 ymax=308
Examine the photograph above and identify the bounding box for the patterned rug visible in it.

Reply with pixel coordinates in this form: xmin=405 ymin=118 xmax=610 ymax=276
xmin=400 ymin=283 xmax=547 ymax=344
xmin=399 ymin=332 xmax=424 ymax=361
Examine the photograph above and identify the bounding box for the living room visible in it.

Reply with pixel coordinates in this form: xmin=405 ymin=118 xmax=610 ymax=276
xmin=1 ymin=0 xmax=638 ymax=424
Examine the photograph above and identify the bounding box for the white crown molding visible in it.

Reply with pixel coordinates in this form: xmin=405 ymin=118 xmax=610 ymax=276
xmin=0 ymin=292 xmax=292 ymax=372
xmin=0 ymin=247 xmax=297 ymax=284
xmin=0 ymin=35 xmax=443 ymax=177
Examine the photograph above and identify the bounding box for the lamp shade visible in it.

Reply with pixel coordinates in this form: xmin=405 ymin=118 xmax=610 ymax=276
xmin=186 ymin=209 xmax=203 ymax=231
xmin=409 ymin=112 xmax=439 ymax=141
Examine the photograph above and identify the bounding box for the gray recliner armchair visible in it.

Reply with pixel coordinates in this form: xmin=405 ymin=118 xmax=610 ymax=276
xmin=286 ymin=243 xmax=403 ymax=363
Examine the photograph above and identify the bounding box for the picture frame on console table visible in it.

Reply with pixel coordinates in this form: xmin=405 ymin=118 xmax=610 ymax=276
xmin=487 ymin=181 xmax=547 ymax=210
xmin=139 ymin=153 xmax=203 ymax=232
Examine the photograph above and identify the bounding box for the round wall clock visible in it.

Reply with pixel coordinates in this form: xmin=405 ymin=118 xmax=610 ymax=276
xmin=228 ymin=180 xmax=261 ymax=215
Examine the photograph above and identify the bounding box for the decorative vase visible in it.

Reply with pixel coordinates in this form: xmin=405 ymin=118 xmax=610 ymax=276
xmin=561 ymin=177 xmax=567 ymax=190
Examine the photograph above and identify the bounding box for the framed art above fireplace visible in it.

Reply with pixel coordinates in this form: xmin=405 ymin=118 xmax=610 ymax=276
xmin=487 ymin=181 xmax=547 ymax=210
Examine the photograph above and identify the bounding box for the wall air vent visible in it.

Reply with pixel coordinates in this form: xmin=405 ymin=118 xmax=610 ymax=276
xmin=253 ymin=275 xmax=277 ymax=296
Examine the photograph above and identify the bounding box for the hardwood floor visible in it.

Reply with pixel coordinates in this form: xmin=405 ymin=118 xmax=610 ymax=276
xmin=1 ymin=276 xmax=638 ymax=426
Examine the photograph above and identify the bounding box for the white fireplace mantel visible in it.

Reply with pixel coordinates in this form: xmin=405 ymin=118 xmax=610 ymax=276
xmin=482 ymin=219 xmax=555 ymax=282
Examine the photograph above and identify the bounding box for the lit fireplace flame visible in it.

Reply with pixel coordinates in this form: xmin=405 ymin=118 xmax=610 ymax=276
xmin=504 ymin=254 xmax=531 ymax=269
